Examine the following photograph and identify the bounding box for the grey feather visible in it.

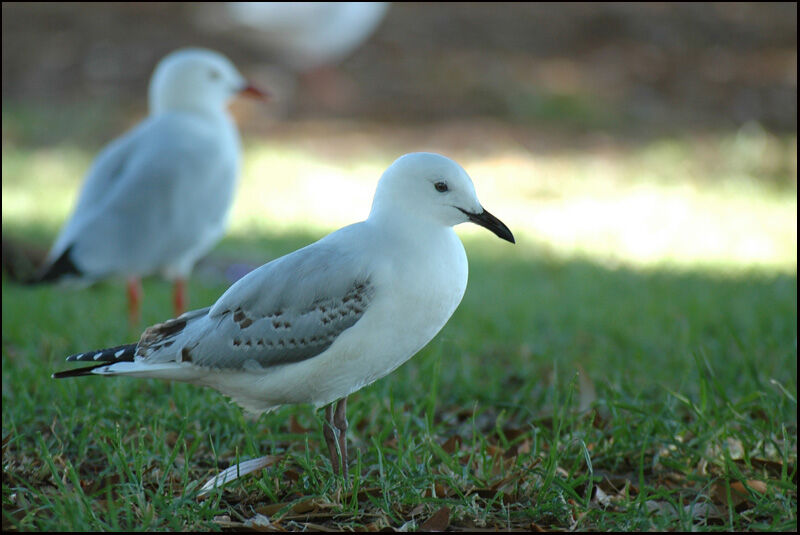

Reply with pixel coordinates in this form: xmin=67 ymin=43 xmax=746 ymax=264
xmin=133 ymin=226 xmax=377 ymax=371
xmin=47 ymin=111 xmax=239 ymax=280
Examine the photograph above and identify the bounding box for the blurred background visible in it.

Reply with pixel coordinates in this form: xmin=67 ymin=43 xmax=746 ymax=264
xmin=2 ymin=2 xmax=797 ymax=275
xmin=2 ymin=7 xmax=797 ymax=529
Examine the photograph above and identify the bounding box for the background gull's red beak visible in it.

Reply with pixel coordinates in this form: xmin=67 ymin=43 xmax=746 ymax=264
xmin=239 ymin=83 xmax=270 ymax=101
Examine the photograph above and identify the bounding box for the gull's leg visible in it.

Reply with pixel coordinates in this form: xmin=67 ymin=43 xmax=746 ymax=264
xmin=173 ymin=277 xmax=187 ymax=317
xmin=333 ymin=397 xmax=349 ymax=479
xmin=126 ymin=277 xmax=142 ymax=326
xmin=323 ymin=403 xmax=341 ymax=475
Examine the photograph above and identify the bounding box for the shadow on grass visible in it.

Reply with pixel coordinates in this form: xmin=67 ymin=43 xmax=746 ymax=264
xmin=2 ymin=224 xmax=796 ymax=531
xmin=3 ymin=223 xmax=796 ymax=406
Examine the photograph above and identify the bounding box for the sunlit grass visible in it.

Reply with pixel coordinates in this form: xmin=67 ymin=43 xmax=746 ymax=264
xmin=2 ymin=118 xmax=796 ymax=530
xmin=2 ymin=122 xmax=796 ymax=273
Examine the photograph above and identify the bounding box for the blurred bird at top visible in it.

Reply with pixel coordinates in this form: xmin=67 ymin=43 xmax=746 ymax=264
xmin=33 ymin=48 xmax=269 ymax=325
xmin=195 ymin=2 xmax=389 ymax=110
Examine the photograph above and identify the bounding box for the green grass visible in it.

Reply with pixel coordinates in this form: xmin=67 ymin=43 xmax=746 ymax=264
xmin=2 ymin=232 xmax=796 ymax=530
xmin=2 ymin=120 xmax=797 ymax=530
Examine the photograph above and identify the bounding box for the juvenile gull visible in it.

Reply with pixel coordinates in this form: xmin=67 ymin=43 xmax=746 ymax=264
xmin=33 ymin=48 xmax=268 ymax=324
xmin=53 ymin=152 xmax=515 ymax=492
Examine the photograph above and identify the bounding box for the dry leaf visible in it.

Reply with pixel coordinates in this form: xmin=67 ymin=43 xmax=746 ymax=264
xmin=507 ymin=438 xmax=531 ymax=458
xmin=485 ymin=444 xmax=503 ymax=458
xmin=441 ymin=435 xmax=462 ymax=454
xmin=289 ymin=415 xmax=310 ymax=434
xmin=423 ymin=483 xmax=450 ymax=498
xmin=420 ymin=506 xmax=450 ymax=532
xmin=408 ymin=504 xmax=426 ymax=516
xmin=256 ymin=497 xmax=317 ymax=517
xmin=594 ymin=486 xmax=615 ymax=508
xmin=243 ymin=514 xmax=272 ymax=529
xmin=684 ymin=502 xmax=726 ymax=521
xmin=501 ymin=426 xmax=528 ymax=442
xmin=712 ymin=479 xmax=768 ymax=507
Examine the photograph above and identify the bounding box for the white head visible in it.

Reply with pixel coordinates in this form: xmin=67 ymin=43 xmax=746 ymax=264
xmin=148 ymin=48 xmax=266 ymax=115
xmin=369 ymin=152 xmax=515 ymax=243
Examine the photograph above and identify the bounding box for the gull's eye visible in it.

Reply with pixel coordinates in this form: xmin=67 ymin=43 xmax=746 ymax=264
xmin=209 ymin=69 xmax=222 ymax=80
xmin=434 ymin=181 xmax=448 ymax=193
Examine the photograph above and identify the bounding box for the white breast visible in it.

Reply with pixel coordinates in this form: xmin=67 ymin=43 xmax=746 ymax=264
xmin=200 ymin=227 xmax=468 ymax=413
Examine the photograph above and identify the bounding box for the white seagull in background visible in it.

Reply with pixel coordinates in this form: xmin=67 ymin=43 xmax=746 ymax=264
xmin=53 ymin=152 xmax=515 ymax=493
xmin=198 ymin=2 xmax=390 ymax=73
xmin=195 ymin=3 xmax=389 ymax=109
xmin=33 ymin=48 xmax=268 ymax=324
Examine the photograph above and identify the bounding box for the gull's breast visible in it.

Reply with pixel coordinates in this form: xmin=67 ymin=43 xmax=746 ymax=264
xmin=209 ymin=228 xmax=469 ymax=412
xmin=294 ymin=229 xmax=469 ymax=404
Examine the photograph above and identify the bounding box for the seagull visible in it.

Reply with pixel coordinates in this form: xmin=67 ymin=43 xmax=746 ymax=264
xmin=198 ymin=3 xmax=390 ymax=73
xmin=53 ymin=152 xmax=515 ymax=492
xmin=33 ymin=48 xmax=268 ymax=324
xmin=194 ymin=3 xmax=389 ymax=110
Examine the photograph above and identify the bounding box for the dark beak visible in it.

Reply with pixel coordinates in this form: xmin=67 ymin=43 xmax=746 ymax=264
xmin=239 ymin=83 xmax=270 ymax=101
xmin=458 ymin=207 xmax=515 ymax=244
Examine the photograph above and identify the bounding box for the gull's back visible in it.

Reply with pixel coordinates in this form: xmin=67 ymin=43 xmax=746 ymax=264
xmin=41 ymin=48 xmax=245 ymax=283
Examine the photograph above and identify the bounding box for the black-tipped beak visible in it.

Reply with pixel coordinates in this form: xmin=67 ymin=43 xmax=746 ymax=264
xmin=239 ymin=83 xmax=270 ymax=101
xmin=458 ymin=207 xmax=515 ymax=244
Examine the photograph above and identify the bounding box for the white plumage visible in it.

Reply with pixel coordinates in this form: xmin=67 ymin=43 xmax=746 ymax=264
xmin=54 ymin=152 xmax=515 ymax=490
xmin=199 ymin=2 xmax=390 ymax=72
xmin=37 ymin=48 xmax=266 ymax=322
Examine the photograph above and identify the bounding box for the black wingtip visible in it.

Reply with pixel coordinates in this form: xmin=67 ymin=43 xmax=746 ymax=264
xmin=66 ymin=344 xmax=137 ymax=363
xmin=53 ymin=363 xmax=110 ymax=378
xmin=29 ymin=245 xmax=81 ymax=284
xmin=55 ymin=343 xmax=137 ymax=379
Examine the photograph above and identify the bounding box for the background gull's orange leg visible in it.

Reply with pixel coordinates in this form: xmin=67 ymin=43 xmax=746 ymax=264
xmin=126 ymin=277 xmax=142 ymax=326
xmin=173 ymin=277 xmax=187 ymax=317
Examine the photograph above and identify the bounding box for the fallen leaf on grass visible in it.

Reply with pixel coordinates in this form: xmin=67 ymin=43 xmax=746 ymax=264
xmin=594 ymin=486 xmax=615 ymax=508
xmin=441 ymin=435 xmax=462 ymax=454
xmin=288 ymin=415 xmax=310 ymax=434
xmin=503 ymin=438 xmax=531 ymax=459
xmin=408 ymin=503 xmax=426 ymax=517
xmin=595 ymin=471 xmax=639 ymax=496
xmin=646 ymin=500 xmax=726 ymax=522
xmin=257 ymin=497 xmax=319 ymax=516
xmin=466 ymin=486 xmax=515 ymax=505
xmin=420 ymin=506 xmax=450 ymax=532
xmin=343 ymin=486 xmax=382 ymax=502
xmin=712 ymin=479 xmax=768 ymax=507
xmin=685 ymin=502 xmax=727 ymax=522
xmin=423 ymin=483 xmax=451 ymax=498
xmin=740 ymin=457 xmax=794 ymax=481
xmin=243 ymin=514 xmax=273 ymax=529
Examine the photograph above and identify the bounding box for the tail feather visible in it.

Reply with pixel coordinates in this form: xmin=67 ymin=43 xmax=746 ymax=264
xmin=30 ymin=245 xmax=81 ymax=284
xmin=66 ymin=343 xmax=137 ymax=363
xmin=53 ymin=343 xmax=137 ymax=379
xmin=53 ymin=363 xmax=113 ymax=378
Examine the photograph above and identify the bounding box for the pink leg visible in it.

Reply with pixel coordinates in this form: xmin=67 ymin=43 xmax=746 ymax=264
xmin=173 ymin=277 xmax=187 ymax=317
xmin=323 ymin=404 xmax=340 ymax=475
xmin=333 ymin=397 xmax=349 ymax=479
xmin=126 ymin=277 xmax=142 ymax=326
xmin=322 ymin=397 xmax=349 ymax=477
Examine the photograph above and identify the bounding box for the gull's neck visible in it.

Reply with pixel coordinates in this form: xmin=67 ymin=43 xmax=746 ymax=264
xmin=149 ymin=97 xmax=229 ymax=119
xmin=367 ymin=205 xmax=455 ymax=249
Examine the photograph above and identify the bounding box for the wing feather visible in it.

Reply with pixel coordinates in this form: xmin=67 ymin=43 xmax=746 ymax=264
xmin=133 ymin=225 xmax=377 ymax=371
xmin=47 ymin=112 xmax=238 ymax=278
